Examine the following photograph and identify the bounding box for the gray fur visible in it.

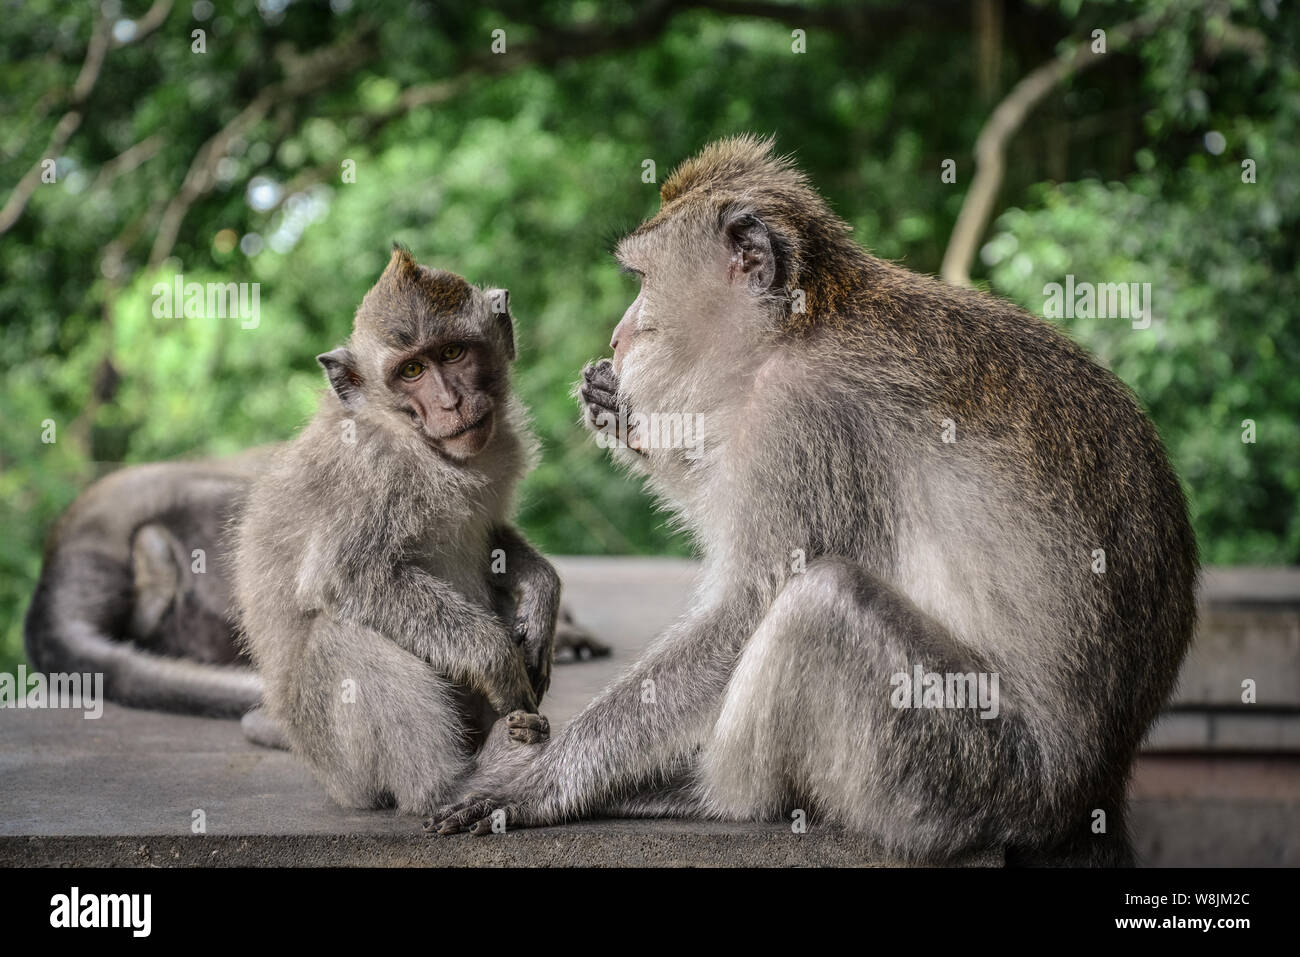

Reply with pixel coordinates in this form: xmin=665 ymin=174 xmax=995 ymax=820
xmin=433 ymin=136 xmax=1198 ymax=867
xmin=234 ymin=249 xmax=557 ymax=815
xmin=23 ymin=451 xmax=271 ymax=717
xmin=23 ymin=455 xmax=606 ymax=723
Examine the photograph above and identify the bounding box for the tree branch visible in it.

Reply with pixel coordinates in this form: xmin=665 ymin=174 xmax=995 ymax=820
xmin=940 ymin=13 xmax=1167 ymax=286
xmin=266 ymin=0 xmax=696 ymax=213
xmin=0 ymin=0 xmax=173 ymax=236
xmin=146 ymin=32 xmax=376 ymax=266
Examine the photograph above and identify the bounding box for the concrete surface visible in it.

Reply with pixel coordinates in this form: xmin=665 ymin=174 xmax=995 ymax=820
xmin=1145 ymin=566 xmax=1300 ymax=752
xmin=1130 ymin=755 xmax=1300 ymax=866
xmin=2 ymin=558 xmax=1296 ymax=867
xmin=0 ymin=558 xmax=998 ymax=866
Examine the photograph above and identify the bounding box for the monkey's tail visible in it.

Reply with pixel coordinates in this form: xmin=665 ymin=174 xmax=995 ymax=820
xmin=22 ymin=551 xmax=262 ymax=719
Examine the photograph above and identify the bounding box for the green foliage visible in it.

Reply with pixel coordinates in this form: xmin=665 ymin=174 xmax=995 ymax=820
xmin=1 ymin=0 xmax=1296 ymax=672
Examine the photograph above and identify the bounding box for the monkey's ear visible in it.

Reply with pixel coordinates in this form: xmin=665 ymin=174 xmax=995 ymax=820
xmin=723 ymin=210 xmax=786 ymax=293
xmin=485 ymin=288 xmax=515 ymax=361
xmin=316 ymin=347 xmax=365 ymax=410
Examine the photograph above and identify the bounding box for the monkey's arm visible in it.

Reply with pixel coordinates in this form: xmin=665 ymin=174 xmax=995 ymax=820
xmin=430 ymin=590 xmax=757 ymax=833
xmin=335 ymin=564 xmax=537 ymax=715
xmin=490 ymin=525 xmax=560 ymax=702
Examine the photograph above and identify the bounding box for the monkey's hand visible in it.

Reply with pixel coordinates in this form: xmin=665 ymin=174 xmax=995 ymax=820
xmin=509 ymin=571 xmax=559 ymax=702
xmin=505 ymin=709 xmax=550 ymax=745
xmin=424 ymin=777 xmax=548 ymax=836
xmin=490 ymin=526 xmax=560 ymax=702
xmin=426 ymin=794 xmax=535 ymax=836
xmin=579 ymin=359 xmax=646 ymax=456
xmin=481 ymin=648 xmax=539 ymax=717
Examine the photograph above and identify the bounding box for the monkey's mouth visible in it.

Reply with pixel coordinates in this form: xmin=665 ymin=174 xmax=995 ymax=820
xmin=437 ymin=411 xmax=492 ymax=441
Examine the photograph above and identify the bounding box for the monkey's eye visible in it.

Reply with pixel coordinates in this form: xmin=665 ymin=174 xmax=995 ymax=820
xmin=439 ymin=343 xmax=466 ymax=363
xmin=399 ymin=360 xmax=424 ymax=380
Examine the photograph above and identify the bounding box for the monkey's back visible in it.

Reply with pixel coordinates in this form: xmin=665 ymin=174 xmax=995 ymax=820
xmin=781 ymin=263 xmax=1198 ymax=811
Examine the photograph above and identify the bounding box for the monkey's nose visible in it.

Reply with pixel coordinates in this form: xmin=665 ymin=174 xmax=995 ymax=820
xmin=610 ymin=312 xmax=636 ymax=352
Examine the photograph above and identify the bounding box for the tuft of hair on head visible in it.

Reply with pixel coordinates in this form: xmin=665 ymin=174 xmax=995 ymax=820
xmin=386 ymin=241 xmax=420 ymax=277
xmin=659 ymin=134 xmax=806 ymax=205
xmin=657 ymin=136 xmax=866 ymax=332
xmin=354 ymin=243 xmax=475 ymax=345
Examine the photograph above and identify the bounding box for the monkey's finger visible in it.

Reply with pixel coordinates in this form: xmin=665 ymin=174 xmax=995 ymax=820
xmin=470 ymin=804 xmax=519 ymax=837
xmin=582 ymin=358 xmax=615 ymax=380
xmin=424 ymin=795 xmax=485 ymax=832
xmin=579 ymin=383 xmax=618 ymax=410
xmin=433 ymin=799 xmax=496 ymax=835
xmin=509 ymin=728 xmax=546 ymax=744
xmin=584 ymin=404 xmax=620 ymax=434
xmin=488 ymin=685 xmax=537 ymax=715
xmin=506 ymin=711 xmax=550 ymax=734
xmin=581 ymin=360 xmax=617 ymax=387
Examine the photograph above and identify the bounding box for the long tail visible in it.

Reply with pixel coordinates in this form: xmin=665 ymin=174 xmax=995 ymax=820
xmin=23 ymin=549 xmax=261 ymax=718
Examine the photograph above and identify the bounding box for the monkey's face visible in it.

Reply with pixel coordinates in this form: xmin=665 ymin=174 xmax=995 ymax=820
xmin=319 ymin=251 xmax=517 ymax=465
xmin=386 ymin=339 xmax=503 ymax=461
xmin=611 ymin=210 xmax=774 ymax=413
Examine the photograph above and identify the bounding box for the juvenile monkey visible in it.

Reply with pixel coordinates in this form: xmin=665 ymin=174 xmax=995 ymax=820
xmin=235 ymin=247 xmax=554 ymax=814
xmin=432 ymin=136 xmax=1198 ymax=865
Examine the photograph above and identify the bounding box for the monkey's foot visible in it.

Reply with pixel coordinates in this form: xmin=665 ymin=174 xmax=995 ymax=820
xmin=553 ymin=610 xmax=612 ymax=662
xmin=506 ymin=710 xmax=549 ymax=745
xmin=425 ymin=796 xmax=531 ymax=836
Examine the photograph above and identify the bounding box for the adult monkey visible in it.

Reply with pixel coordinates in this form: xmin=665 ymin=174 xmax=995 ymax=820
xmin=430 ymin=136 xmax=1198 ymax=866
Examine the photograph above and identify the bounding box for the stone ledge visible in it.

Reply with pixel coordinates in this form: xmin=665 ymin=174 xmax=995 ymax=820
xmin=0 ymin=703 xmax=1000 ymax=866
xmin=0 ymin=827 xmax=1002 ymax=868
xmin=4 ymin=558 xmax=1296 ymax=867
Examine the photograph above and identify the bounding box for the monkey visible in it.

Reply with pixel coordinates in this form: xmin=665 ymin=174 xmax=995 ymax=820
xmin=23 ymin=451 xmax=271 ymax=717
xmin=429 ymin=136 xmax=1199 ymax=866
xmin=233 ymin=246 xmax=564 ymax=814
xmin=23 ymin=463 xmax=608 ymax=722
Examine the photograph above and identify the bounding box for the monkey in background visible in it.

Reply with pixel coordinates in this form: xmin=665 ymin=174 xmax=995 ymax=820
xmin=23 ymin=452 xmax=270 ymax=717
xmin=235 ymin=247 xmax=559 ymax=813
xmin=431 ymin=136 xmax=1198 ymax=865
xmin=23 ymin=464 xmax=606 ymax=724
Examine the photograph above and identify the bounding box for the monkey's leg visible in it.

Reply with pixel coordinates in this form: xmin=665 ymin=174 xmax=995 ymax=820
xmin=697 ymin=558 xmax=1105 ymax=864
xmin=602 ymin=773 xmax=705 ymax=818
xmin=240 ymin=705 xmax=290 ymax=750
xmin=128 ymin=523 xmax=182 ymax=641
xmin=290 ymin=618 xmax=475 ymax=815
xmin=129 ymin=521 xmax=245 ymax=665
